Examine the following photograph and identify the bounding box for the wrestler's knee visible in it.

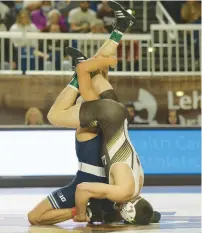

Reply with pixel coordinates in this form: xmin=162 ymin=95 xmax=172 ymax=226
xmin=76 ymin=182 xmax=94 ymax=195
xmin=47 ymin=107 xmax=62 ymax=126
xmin=76 ymin=182 xmax=88 ymax=191
xmin=28 ymin=211 xmax=40 ymax=225
xmin=47 ymin=110 xmax=57 ymax=126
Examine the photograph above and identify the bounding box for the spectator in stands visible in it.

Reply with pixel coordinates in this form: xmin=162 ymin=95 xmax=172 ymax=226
xmin=181 ymin=1 xmax=201 ymax=23
xmin=42 ymin=9 xmax=68 ymax=32
xmin=4 ymin=0 xmax=24 ymax=30
xmin=80 ymin=19 xmax=107 ymax=57
xmin=9 ymin=9 xmax=39 ymax=73
xmin=90 ymin=19 xmax=107 ymax=34
xmin=97 ymin=0 xmax=114 ymax=33
xmin=0 ymin=16 xmax=16 ymax=70
xmin=68 ymin=1 xmax=96 ymax=33
xmin=31 ymin=1 xmax=52 ymax=30
xmin=23 ymin=1 xmax=42 ymax=12
xmin=25 ymin=107 xmax=44 ymax=125
xmin=126 ymin=104 xmax=136 ymax=124
xmin=48 ymin=9 xmax=63 ymax=26
xmin=3 ymin=0 xmax=42 ymax=12
xmin=166 ymin=110 xmax=180 ymax=125
xmin=181 ymin=1 xmax=201 ymax=59
xmin=56 ymin=0 xmax=98 ymax=17
xmin=38 ymin=23 xmax=69 ymax=70
xmin=10 ymin=9 xmax=38 ymax=47
xmin=31 ymin=1 xmax=67 ymax=32
xmin=56 ymin=0 xmax=79 ymax=17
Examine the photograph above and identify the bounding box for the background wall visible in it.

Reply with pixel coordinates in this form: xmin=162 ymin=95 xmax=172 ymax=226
xmin=0 ymin=75 xmax=201 ymax=125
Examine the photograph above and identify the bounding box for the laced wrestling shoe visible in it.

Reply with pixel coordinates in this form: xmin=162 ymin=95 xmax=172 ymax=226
xmin=66 ymin=47 xmax=101 ymax=78
xmin=65 ymin=47 xmax=88 ymax=66
xmin=107 ymin=0 xmax=136 ymax=32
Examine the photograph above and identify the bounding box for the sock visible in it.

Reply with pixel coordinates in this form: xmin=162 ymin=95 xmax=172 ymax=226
xmin=68 ymin=72 xmax=79 ymax=92
xmin=109 ymin=30 xmax=123 ymax=44
xmin=71 ymin=207 xmax=77 ymax=217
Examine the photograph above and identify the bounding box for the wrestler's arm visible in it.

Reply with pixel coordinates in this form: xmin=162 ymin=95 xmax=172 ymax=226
xmin=74 ymin=182 xmax=131 ymax=222
xmin=76 ymin=57 xmax=117 ymax=101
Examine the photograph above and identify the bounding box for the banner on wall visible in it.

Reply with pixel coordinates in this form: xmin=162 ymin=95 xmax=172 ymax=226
xmin=0 ymin=75 xmax=201 ymax=125
xmin=130 ymin=88 xmax=201 ymax=126
xmin=0 ymin=129 xmax=200 ymax=176
xmin=109 ymin=76 xmax=201 ymax=126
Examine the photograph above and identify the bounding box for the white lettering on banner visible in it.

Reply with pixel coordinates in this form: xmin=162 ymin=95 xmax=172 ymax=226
xmin=179 ymin=95 xmax=192 ymax=110
xmin=167 ymin=91 xmax=201 ymax=110
xmin=193 ymin=91 xmax=201 ymax=109
xmin=167 ymin=91 xmax=179 ymax=110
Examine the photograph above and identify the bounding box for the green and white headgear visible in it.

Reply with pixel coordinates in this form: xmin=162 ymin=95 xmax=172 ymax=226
xmin=120 ymin=197 xmax=153 ymax=225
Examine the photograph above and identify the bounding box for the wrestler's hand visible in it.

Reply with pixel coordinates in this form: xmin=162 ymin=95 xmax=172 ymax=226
xmin=73 ymin=214 xmax=90 ymax=222
xmin=108 ymin=55 xmax=117 ymax=69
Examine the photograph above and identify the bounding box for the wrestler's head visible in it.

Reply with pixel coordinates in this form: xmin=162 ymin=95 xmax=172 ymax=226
xmin=120 ymin=197 xmax=153 ymax=225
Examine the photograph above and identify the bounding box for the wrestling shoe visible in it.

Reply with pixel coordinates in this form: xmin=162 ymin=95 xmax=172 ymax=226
xmin=150 ymin=210 xmax=161 ymax=223
xmin=107 ymin=0 xmax=136 ymax=33
xmin=87 ymin=199 xmax=104 ymax=223
xmin=66 ymin=46 xmax=101 ymax=78
xmin=65 ymin=47 xmax=88 ymax=66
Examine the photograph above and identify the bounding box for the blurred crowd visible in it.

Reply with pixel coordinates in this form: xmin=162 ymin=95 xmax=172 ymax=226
xmin=0 ymin=0 xmax=138 ymax=72
xmin=0 ymin=0 xmax=115 ymax=34
xmin=24 ymin=106 xmax=190 ymax=127
xmin=0 ymin=1 xmax=201 ymax=127
xmin=163 ymin=0 xmax=201 ymax=59
xmin=0 ymin=0 xmax=200 ymax=73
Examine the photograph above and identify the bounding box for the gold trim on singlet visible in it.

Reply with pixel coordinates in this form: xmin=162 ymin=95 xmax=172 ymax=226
xmin=110 ymin=140 xmax=132 ymax=164
xmin=88 ymin=120 xmax=98 ymax=128
xmin=107 ymin=123 xmax=124 ymax=150
xmin=106 ymin=121 xmax=133 ymax=164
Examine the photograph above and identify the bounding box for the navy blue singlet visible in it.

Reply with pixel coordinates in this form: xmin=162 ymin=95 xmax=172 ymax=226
xmin=48 ymin=133 xmax=107 ymax=209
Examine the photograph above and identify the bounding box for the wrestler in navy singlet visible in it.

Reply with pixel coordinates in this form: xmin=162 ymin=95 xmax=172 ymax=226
xmin=48 ymin=133 xmax=107 ymax=209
